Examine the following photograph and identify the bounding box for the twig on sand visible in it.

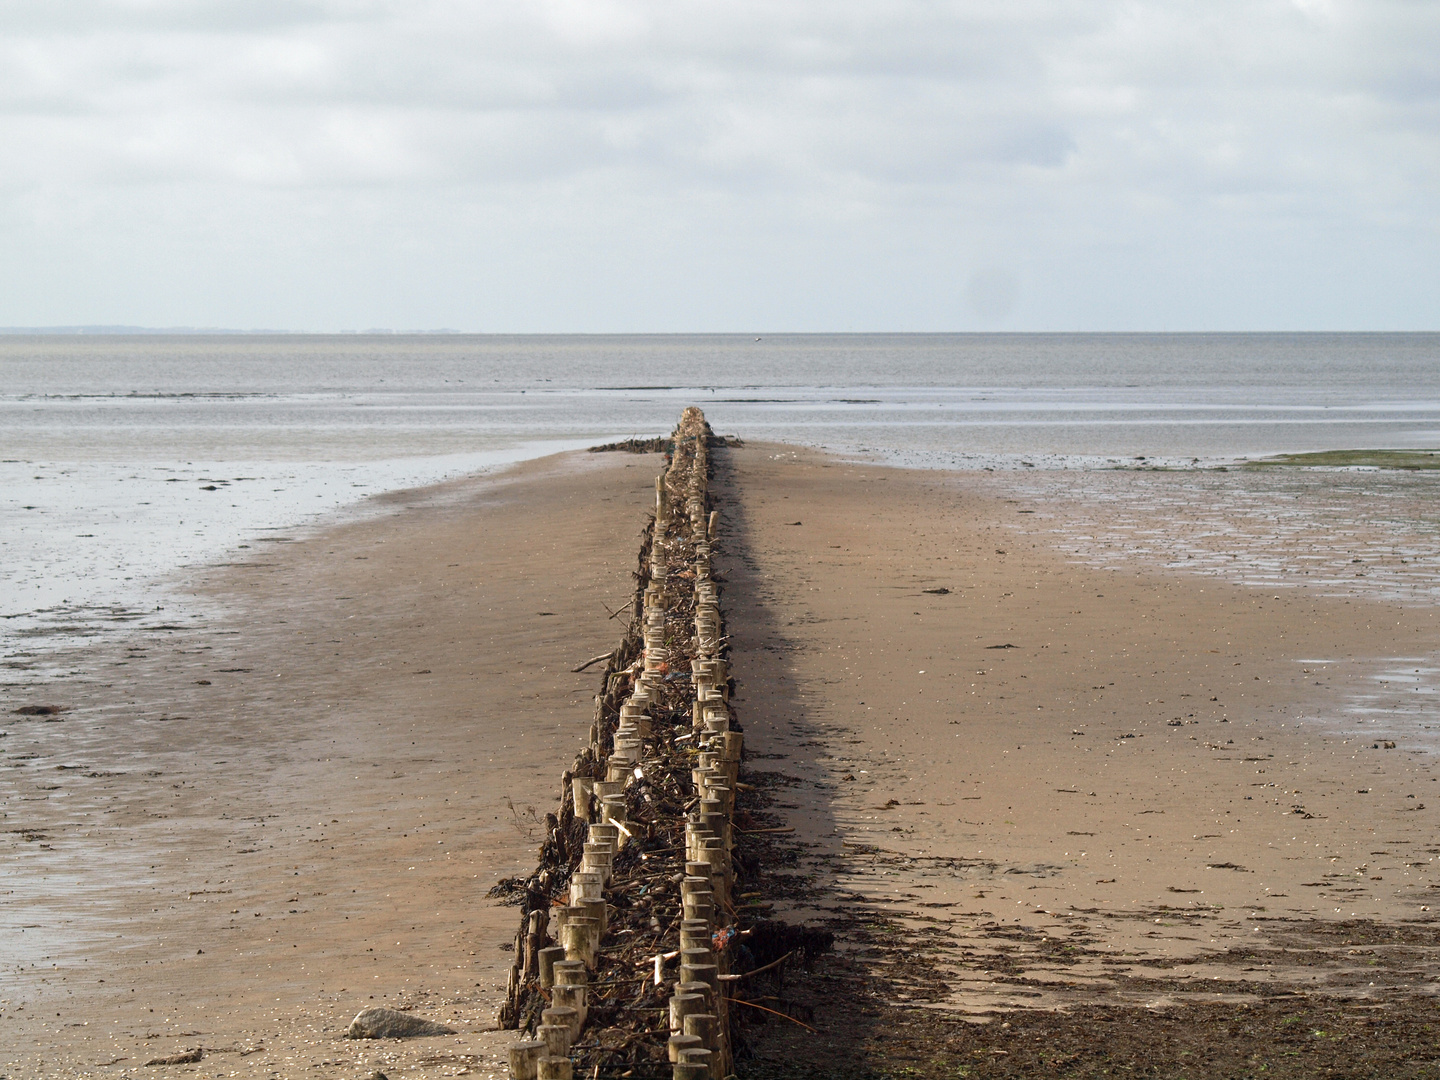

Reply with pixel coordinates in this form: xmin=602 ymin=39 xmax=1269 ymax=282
xmin=572 ymin=651 xmax=615 ymax=673
xmin=724 ymin=950 xmax=794 ymax=982
xmin=725 ymin=997 xmax=817 ymax=1032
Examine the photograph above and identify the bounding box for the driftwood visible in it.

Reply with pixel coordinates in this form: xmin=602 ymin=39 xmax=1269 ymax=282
xmin=143 ymin=1049 xmax=203 ymax=1066
xmin=570 ymin=651 xmax=614 ymax=673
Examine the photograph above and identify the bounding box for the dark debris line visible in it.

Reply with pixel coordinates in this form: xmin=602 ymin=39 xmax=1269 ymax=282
xmin=493 ymin=408 xmax=819 ymax=1080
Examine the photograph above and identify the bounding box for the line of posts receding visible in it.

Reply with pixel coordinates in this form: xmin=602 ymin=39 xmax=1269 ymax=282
xmin=502 ymin=407 xmax=739 ymax=1080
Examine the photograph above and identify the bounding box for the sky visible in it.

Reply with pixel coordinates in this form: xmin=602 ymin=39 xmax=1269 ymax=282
xmin=0 ymin=0 xmax=1436 ymax=332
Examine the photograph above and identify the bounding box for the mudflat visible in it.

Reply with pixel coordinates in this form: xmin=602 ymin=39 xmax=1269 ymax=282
xmin=717 ymin=444 xmax=1440 ymax=1077
xmin=3 ymin=450 xmax=665 ymax=1078
xmin=6 ymin=442 xmax=1440 ymax=1079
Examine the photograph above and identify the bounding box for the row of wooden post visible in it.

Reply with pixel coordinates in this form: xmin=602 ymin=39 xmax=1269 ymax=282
xmin=508 ymin=409 xmax=737 ymax=1080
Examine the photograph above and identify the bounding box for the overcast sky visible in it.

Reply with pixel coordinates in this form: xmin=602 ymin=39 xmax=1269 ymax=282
xmin=1 ymin=0 xmax=1436 ymax=331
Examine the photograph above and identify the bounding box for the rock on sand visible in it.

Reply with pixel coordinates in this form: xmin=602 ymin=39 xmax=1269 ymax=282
xmin=345 ymin=1006 xmax=457 ymax=1039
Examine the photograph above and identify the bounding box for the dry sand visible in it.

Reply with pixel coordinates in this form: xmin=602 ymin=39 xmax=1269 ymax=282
xmin=5 ymin=442 xmax=1440 ymax=1078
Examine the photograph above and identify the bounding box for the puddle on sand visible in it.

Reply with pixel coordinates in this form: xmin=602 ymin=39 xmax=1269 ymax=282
xmin=1288 ymin=658 xmax=1440 ymax=752
xmin=1 ymin=600 xmax=218 ymax=687
xmin=970 ymin=468 xmax=1440 ymax=751
xmin=2 ymin=831 xmax=164 ymax=972
xmin=980 ymin=466 xmax=1440 ymax=607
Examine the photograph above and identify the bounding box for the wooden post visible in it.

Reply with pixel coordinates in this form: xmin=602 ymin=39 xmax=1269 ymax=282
xmin=538 ymin=945 xmax=566 ymax=988
xmin=508 ymin=1041 xmax=543 ymax=1080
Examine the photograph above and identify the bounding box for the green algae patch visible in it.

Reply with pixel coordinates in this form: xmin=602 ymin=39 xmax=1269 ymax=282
xmin=1246 ymin=449 xmax=1440 ymax=470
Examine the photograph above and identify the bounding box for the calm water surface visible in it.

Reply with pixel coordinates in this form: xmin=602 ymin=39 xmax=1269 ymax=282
xmin=3 ymin=332 xmax=1438 ymax=668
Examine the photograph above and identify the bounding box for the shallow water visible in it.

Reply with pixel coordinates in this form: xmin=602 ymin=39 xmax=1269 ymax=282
xmin=3 ymin=332 xmax=1438 ymax=666
xmin=1 ymin=442 xmax=591 ymax=674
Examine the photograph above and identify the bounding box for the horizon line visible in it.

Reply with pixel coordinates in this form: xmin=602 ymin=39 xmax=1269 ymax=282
xmin=2 ymin=327 xmax=1437 ymax=338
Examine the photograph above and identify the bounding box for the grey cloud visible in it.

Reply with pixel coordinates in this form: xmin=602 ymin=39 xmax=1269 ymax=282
xmin=0 ymin=0 xmax=364 ymax=34
xmin=0 ymin=0 xmax=1435 ymax=328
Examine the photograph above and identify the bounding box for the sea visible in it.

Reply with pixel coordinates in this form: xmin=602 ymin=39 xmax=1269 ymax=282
xmin=3 ymin=332 xmax=1439 ymax=734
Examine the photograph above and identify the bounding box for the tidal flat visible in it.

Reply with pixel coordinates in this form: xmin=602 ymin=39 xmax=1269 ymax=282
xmin=5 ymin=442 xmax=1440 ymax=1078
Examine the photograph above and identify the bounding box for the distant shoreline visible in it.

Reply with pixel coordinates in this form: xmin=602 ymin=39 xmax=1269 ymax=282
xmin=3 ymin=327 xmax=1438 ymax=338
xmin=0 ymin=325 xmax=471 ymax=335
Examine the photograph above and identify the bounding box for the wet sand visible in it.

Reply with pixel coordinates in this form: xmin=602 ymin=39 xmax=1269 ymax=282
xmin=718 ymin=444 xmax=1440 ymax=1022
xmin=6 ymin=442 xmax=1440 ymax=1077
xmin=3 ymin=450 xmax=665 ymax=1077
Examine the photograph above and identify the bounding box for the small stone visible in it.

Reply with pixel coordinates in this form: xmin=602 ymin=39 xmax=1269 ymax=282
xmin=345 ymin=1006 xmax=457 ymax=1039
